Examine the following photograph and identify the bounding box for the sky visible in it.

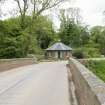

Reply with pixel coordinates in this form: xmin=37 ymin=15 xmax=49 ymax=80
xmin=72 ymin=0 xmax=105 ymax=27
xmin=52 ymin=0 xmax=105 ymax=28
xmin=1 ymin=0 xmax=105 ymax=28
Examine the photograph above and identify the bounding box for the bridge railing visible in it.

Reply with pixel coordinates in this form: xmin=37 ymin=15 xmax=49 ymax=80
xmin=0 ymin=58 xmax=36 ymax=72
xmin=68 ymin=58 xmax=105 ymax=105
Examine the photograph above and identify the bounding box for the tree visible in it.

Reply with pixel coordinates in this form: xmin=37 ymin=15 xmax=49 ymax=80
xmin=12 ymin=0 xmax=65 ymax=54
xmin=90 ymin=26 xmax=104 ymax=43
xmin=14 ymin=0 xmax=65 ymax=27
xmin=80 ymin=26 xmax=90 ymax=45
xmin=31 ymin=0 xmax=65 ymax=18
xmin=0 ymin=0 xmax=6 ymax=17
xmin=66 ymin=8 xmax=82 ymax=24
xmin=59 ymin=9 xmax=88 ymax=47
xmin=97 ymin=29 xmax=105 ymax=55
xmin=30 ymin=15 xmax=55 ymax=49
xmin=0 ymin=18 xmax=25 ymax=58
xmin=0 ymin=14 xmax=56 ymax=58
xmin=90 ymin=26 xmax=105 ymax=55
xmin=14 ymin=0 xmax=28 ymax=28
xmin=59 ymin=19 xmax=81 ymax=47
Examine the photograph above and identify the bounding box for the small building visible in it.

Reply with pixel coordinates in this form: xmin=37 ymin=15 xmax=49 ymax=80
xmin=45 ymin=42 xmax=72 ymax=59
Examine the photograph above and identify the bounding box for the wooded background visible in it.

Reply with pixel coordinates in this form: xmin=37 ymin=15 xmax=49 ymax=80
xmin=0 ymin=0 xmax=105 ymax=59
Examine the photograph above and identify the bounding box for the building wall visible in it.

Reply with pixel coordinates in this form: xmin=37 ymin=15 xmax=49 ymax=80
xmin=46 ymin=51 xmax=71 ymax=59
xmin=53 ymin=52 xmax=57 ymax=58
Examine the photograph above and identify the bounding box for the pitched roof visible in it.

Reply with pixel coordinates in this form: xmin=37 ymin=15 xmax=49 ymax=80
xmin=46 ymin=42 xmax=72 ymax=51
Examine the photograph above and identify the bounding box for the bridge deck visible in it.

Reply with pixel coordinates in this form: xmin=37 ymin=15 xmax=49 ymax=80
xmin=0 ymin=61 xmax=71 ymax=105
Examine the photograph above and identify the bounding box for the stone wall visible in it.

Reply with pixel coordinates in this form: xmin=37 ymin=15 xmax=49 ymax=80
xmin=0 ymin=58 xmax=36 ymax=72
xmin=68 ymin=58 xmax=105 ymax=105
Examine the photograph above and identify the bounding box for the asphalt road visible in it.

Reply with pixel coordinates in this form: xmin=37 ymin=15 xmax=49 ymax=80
xmin=0 ymin=61 xmax=70 ymax=105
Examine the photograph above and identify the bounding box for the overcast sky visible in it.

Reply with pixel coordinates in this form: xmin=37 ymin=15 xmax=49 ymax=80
xmin=1 ymin=0 xmax=105 ymax=28
xmin=73 ymin=0 xmax=105 ymax=26
xmin=53 ymin=0 xmax=105 ymax=28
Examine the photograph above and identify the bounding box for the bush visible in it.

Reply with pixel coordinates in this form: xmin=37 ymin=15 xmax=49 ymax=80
xmin=73 ymin=47 xmax=101 ymax=59
xmin=83 ymin=47 xmax=101 ymax=58
xmin=72 ymin=49 xmax=85 ymax=59
xmin=85 ymin=60 xmax=105 ymax=82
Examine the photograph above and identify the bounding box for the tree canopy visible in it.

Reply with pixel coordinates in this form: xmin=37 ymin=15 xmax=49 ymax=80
xmin=0 ymin=2 xmax=105 ymax=59
xmin=0 ymin=15 xmax=55 ymax=58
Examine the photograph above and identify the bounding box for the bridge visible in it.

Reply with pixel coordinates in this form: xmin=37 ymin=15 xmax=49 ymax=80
xmin=0 ymin=59 xmax=105 ymax=105
xmin=0 ymin=61 xmax=72 ymax=105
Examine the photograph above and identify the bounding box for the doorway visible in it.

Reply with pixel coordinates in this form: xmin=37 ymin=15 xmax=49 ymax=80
xmin=58 ymin=51 xmax=60 ymax=59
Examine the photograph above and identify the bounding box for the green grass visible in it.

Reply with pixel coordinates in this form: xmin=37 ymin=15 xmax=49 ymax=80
xmin=85 ymin=60 xmax=105 ymax=82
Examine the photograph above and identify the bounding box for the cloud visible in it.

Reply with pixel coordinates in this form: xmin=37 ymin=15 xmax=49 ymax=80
xmin=74 ymin=0 xmax=105 ymax=26
xmin=1 ymin=0 xmax=105 ymax=27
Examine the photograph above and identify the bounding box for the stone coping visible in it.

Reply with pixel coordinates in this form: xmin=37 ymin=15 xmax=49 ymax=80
xmin=0 ymin=58 xmax=36 ymax=72
xmin=0 ymin=58 xmax=36 ymax=62
xmin=69 ymin=58 xmax=105 ymax=105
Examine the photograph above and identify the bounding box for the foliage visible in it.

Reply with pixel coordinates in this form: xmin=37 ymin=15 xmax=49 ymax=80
xmin=14 ymin=0 xmax=65 ymax=28
xmin=98 ymin=30 xmax=105 ymax=55
xmin=59 ymin=9 xmax=90 ymax=48
xmin=58 ymin=8 xmax=105 ymax=58
xmin=0 ymin=0 xmax=63 ymax=59
xmin=73 ymin=47 xmax=101 ymax=59
xmin=90 ymin=26 xmax=103 ymax=43
xmin=72 ymin=48 xmax=85 ymax=59
xmin=34 ymin=16 xmax=55 ymax=49
xmin=1 ymin=5 xmax=105 ymax=59
xmin=0 ymin=15 xmax=54 ymax=58
xmin=85 ymin=60 xmax=105 ymax=82
xmin=90 ymin=26 xmax=105 ymax=55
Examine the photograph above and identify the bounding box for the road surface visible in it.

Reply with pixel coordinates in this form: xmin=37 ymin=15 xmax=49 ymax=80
xmin=0 ymin=61 xmax=70 ymax=105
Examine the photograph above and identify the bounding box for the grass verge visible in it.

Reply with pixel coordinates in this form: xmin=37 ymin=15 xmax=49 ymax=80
xmin=85 ymin=60 xmax=105 ymax=82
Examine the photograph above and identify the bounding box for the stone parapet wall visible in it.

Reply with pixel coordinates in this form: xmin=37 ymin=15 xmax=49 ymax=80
xmin=0 ymin=58 xmax=36 ymax=72
xmin=68 ymin=58 xmax=105 ymax=105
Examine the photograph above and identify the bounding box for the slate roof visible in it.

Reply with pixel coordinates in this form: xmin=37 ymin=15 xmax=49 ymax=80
xmin=46 ymin=42 xmax=72 ymax=51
